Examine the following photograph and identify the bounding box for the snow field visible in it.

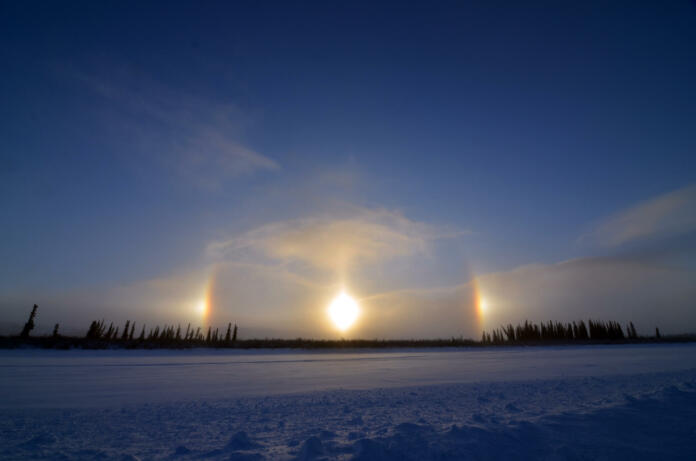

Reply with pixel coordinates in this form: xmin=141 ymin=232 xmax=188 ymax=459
xmin=1 ymin=345 xmax=696 ymax=460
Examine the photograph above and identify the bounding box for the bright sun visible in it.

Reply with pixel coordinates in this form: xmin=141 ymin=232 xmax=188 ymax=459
xmin=328 ymin=292 xmax=360 ymax=331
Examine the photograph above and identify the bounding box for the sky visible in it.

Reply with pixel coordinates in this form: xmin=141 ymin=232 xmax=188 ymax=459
xmin=1 ymin=1 xmax=696 ymax=338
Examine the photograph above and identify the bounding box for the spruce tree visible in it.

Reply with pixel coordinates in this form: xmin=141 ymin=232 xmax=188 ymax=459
xmin=86 ymin=321 xmax=97 ymax=339
xmin=628 ymin=322 xmax=638 ymax=339
xmin=20 ymin=304 xmax=38 ymax=338
xmin=105 ymin=323 xmax=114 ymax=340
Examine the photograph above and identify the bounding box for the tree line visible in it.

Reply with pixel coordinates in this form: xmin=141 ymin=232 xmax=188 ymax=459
xmin=1 ymin=304 xmax=686 ymax=350
xmin=84 ymin=319 xmax=238 ymax=346
xmin=11 ymin=304 xmax=240 ymax=348
xmin=481 ymin=319 xmax=657 ymax=344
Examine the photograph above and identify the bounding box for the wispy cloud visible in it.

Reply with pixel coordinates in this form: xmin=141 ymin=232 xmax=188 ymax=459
xmin=207 ymin=208 xmax=462 ymax=275
xmin=70 ymin=67 xmax=278 ymax=188
xmin=582 ymin=184 xmax=696 ymax=247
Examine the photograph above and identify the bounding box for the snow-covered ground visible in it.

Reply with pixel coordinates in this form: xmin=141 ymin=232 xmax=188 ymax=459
xmin=1 ymin=344 xmax=696 ymax=459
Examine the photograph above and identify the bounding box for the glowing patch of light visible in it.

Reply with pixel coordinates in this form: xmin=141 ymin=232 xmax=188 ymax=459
xmin=479 ymin=297 xmax=488 ymax=314
xmin=196 ymin=299 xmax=208 ymax=316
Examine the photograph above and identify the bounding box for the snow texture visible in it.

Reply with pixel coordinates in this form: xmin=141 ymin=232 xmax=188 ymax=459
xmin=1 ymin=344 xmax=696 ymax=460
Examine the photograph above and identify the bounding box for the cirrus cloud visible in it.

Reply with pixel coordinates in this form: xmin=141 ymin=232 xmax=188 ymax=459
xmin=583 ymin=184 xmax=696 ymax=247
xmin=68 ymin=65 xmax=279 ymax=188
xmin=207 ymin=208 xmax=463 ymax=275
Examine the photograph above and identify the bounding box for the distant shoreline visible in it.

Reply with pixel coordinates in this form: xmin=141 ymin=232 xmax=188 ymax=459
xmin=1 ymin=335 xmax=695 ymax=350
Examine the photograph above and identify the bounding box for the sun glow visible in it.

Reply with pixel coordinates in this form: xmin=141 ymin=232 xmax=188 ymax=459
xmin=328 ymin=292 xmax=360 ymax=331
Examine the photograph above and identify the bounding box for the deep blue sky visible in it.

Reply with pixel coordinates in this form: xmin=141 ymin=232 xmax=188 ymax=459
xmin=2 ymin=1 xmax=696 ymax=336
